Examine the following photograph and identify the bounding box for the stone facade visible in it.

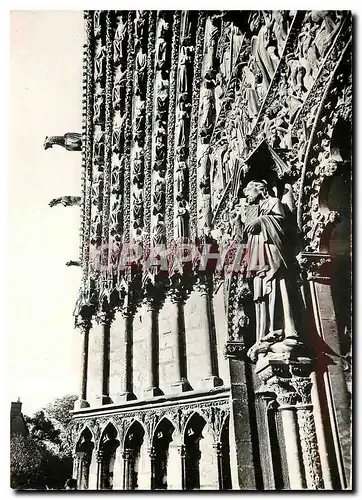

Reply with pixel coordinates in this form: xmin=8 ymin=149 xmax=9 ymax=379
xmin=46 ymin=10 xmax=352 ymax=490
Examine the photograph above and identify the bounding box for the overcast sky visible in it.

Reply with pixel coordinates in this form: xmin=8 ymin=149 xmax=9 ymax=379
xmin=9 ymin=11 xmax=84 ymax=416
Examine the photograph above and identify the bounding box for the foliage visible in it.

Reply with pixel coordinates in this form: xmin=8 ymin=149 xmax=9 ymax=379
xmin=10 ymin=435 xmax=43 ymax=489
xmin=24 ymin=411 xmax=60 ymax=445
xmin=10 ymin=394 xmax=78 ymax=490
xmin=43 ymin=394 xmax=78 ymax=457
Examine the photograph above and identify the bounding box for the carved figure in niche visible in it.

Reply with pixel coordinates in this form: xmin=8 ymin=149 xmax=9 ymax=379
xmin=113 ymin=66 xmax=126 ymax=111
xmin=91 ymin=170 xmax=103 ymax=206
xmin=43 ymin=133 xmax=82 ymax=152
xmin=93 ymin=127 xmax=105 ymax=165
xmin=134 ymin=101 xmax=146 ymax=136
xmin=153 ymin=178 xmax=165 ymax=215
xmin=49 ymin=196 xmax=81 ymax=207
xmin=217 ymin=22 xmax=232 ymax=80
xmin=178 ymin=45 xmax=193 ymax=94
xmin=152 ymin=213 xmax=166 ymax=245
xmin=110 ymin=198 xmax=122 ymax=234
xmin=111 ymin=159 xmax=124 ymax=196
xmin=250 ymin=12 xmax=278 ymax=95
xmin=204 ymin=14 xmax=221 ymax=70
xmin=214 ymin=73 xmax=225 ymax=116
xmin=176 ymin=199 xmax=190 ymax=239
xmin=134 ymin=11 xmax=146 ymax=42
xmin=286 ymin=54 xmax=306 ymax=97
xmin=176 ymin=93 xmax=190 ymax=148
xmin=133 ymin=150 xmax=144 ymax=189
xmin=242 ymin=66 xmax=260 ymax=121
xmin=112 ymin=111 xmax=126 ymax=154
xmin=114 ymin=16 xmax=127 ymax=64
xmin=90 ymin=212 xmax=102 ymax=245
xmin=272 ymin=11 xmax=288 ymax=57
xmin=133 ymin=190 xmax=144 ymax=228
xmin=240 ymin=180 xmax=299 ymax=349
xmin=199 ymin=174 xmax=210 ymax=195
xmin=156 ymin=83 xmax=168 ymax=122
xmin=94 ymin=11 xmax=102 ymax=38
xmin=156 ymin=27 xmax=168 ymax=72
xmin=135 ymin=49 xmax=147 ymax=96
xmin=175 ymin=150 xmax=189 ymax=201
xmin=93 ymin=84 xmax=105 ymax=125
xmin=199 ymin=72 xmax=216 ymax=144
xmin=94 ymin=39 xmax=106 ymax=82
xmin=154 ymin=129 xmax=167 ymax=177
xmin=310 ymin=11 xmax=340 ymax=58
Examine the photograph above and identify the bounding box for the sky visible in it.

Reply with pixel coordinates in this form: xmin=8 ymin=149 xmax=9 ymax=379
xmin=9 ymin=11 xmax=84 ymax=416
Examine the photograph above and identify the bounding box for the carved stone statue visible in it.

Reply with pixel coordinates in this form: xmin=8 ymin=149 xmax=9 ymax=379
xmin=153 ymin=179 xmax=165 ymax=215
xmin=152 ymin=213 xmax=166 ymax=245
xmin=112 ymin=111 xmax=126 ymax=153
xmin=135 ymin=49 xmax=147 ymax=96
xmin=93 ymin=84 xmax=105 ymax=125
xmin=239 ymin=181 xmax=299 ymax=355
xmin=94 ymin=39 xmax=106 ymax=82
xmin=49 ymin=196 xmax=81 ymax=207
xmin=93 ymin=127 xmax=105 ymax=165
xmin=176 ymin=93 xmax=190 ymax=148
xmin=114 ymin=16 xmax=127 ymax=64
xmin=199 ymin=74 xmax=216 ymax=144
xmin=112 ymin=66 xmax=126 ymax=111
xmin=134 ymin=11 xmax=146 ymax=41
xmin=178 ymin=45 xmax=193 ymax=94
xmin=44 ymin=133 xmax=82 ymax=152
xmin=175 ymin=158 xmax=188 ymax=201
xmin=176 ymin=199 xmax=190 ymax=239
xmin=133 ymin=150 xmax=144 ymax=189
xmin=94 ymin=11 xmax=102 ymax=38
xmin=133 ymin=190 xmax=144 ymax=228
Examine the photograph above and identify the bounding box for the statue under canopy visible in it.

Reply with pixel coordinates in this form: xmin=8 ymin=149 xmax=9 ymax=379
xmin=239 ymin=180 xmax=300 ymax=360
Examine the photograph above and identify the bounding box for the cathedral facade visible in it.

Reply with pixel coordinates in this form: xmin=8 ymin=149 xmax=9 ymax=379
xmin=46 ymin=10 xmax=351 ymax=490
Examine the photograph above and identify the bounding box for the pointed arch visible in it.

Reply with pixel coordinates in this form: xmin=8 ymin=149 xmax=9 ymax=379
xmin=74 ymin=426 xmax=95 ymax=490
xmin=183 ymin=412 xmax=207 ymax=490
xmin=151 ymin=417 xmax=176 ymax=490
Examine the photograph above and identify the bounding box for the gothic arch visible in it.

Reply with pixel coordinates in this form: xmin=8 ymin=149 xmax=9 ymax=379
xmin=123 ymin=418 xmax=148 ymax=450
xmin=151 ymin=417 xmax=177 ymax=490
xmin=151 ymin=415 xmax=179 ymax=444
xmin=182 ymin=410 xmax=209 ymax=441
xmin=73 ymin=424 xmax=96 ymax=455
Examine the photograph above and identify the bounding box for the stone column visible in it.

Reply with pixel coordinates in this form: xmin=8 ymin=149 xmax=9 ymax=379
xmin=292 ymin=375 xmax=324 ymax=489
xmin=308 ymin=272 xmax=350 ymax=488
xmin=169 ymin=289 xmax=191 ymax=393
xmin=74 ymin=318 xmax=92 ymax=410
xmin=149 ymin=446 xmax=156 ymax=490
xmin=122 ymin=449 xmax=134 ymax=490
xmin=214 ymin=442 xmax=223 ymax=490
xmin=273 ymin=386 xmax=306 ymax=490
xmin=80 ymin=453 xmax=91 ymax=490
xmin=95 ymin=312 xmax=113 ymax=405
xmin=196 ymin=277 xmax=223 ymax=389
xmin=256 ymin=353 xmax=326 ymax=490
xmin=144 ymin=301 xmax=163 ymax=398
xmin=96 ymin=450 xmax=103 ymax=490
xmin=178 ymin=444 xmax=186 ymax=490
xmin=116 ymin=310 xmax=136 ymax=402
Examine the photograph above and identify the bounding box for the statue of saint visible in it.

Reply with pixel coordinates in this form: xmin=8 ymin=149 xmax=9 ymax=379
xmin=240 ymin=181 xmax=298 ymax=349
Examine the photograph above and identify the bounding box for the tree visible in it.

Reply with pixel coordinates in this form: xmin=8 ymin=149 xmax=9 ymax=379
xmin=10 ymin=394 xmax=78 ymax=490
xmin=43 ymin=394 xmax=78 ymax=457
xmin=10 ymin=435 xmax=43 ymax=489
